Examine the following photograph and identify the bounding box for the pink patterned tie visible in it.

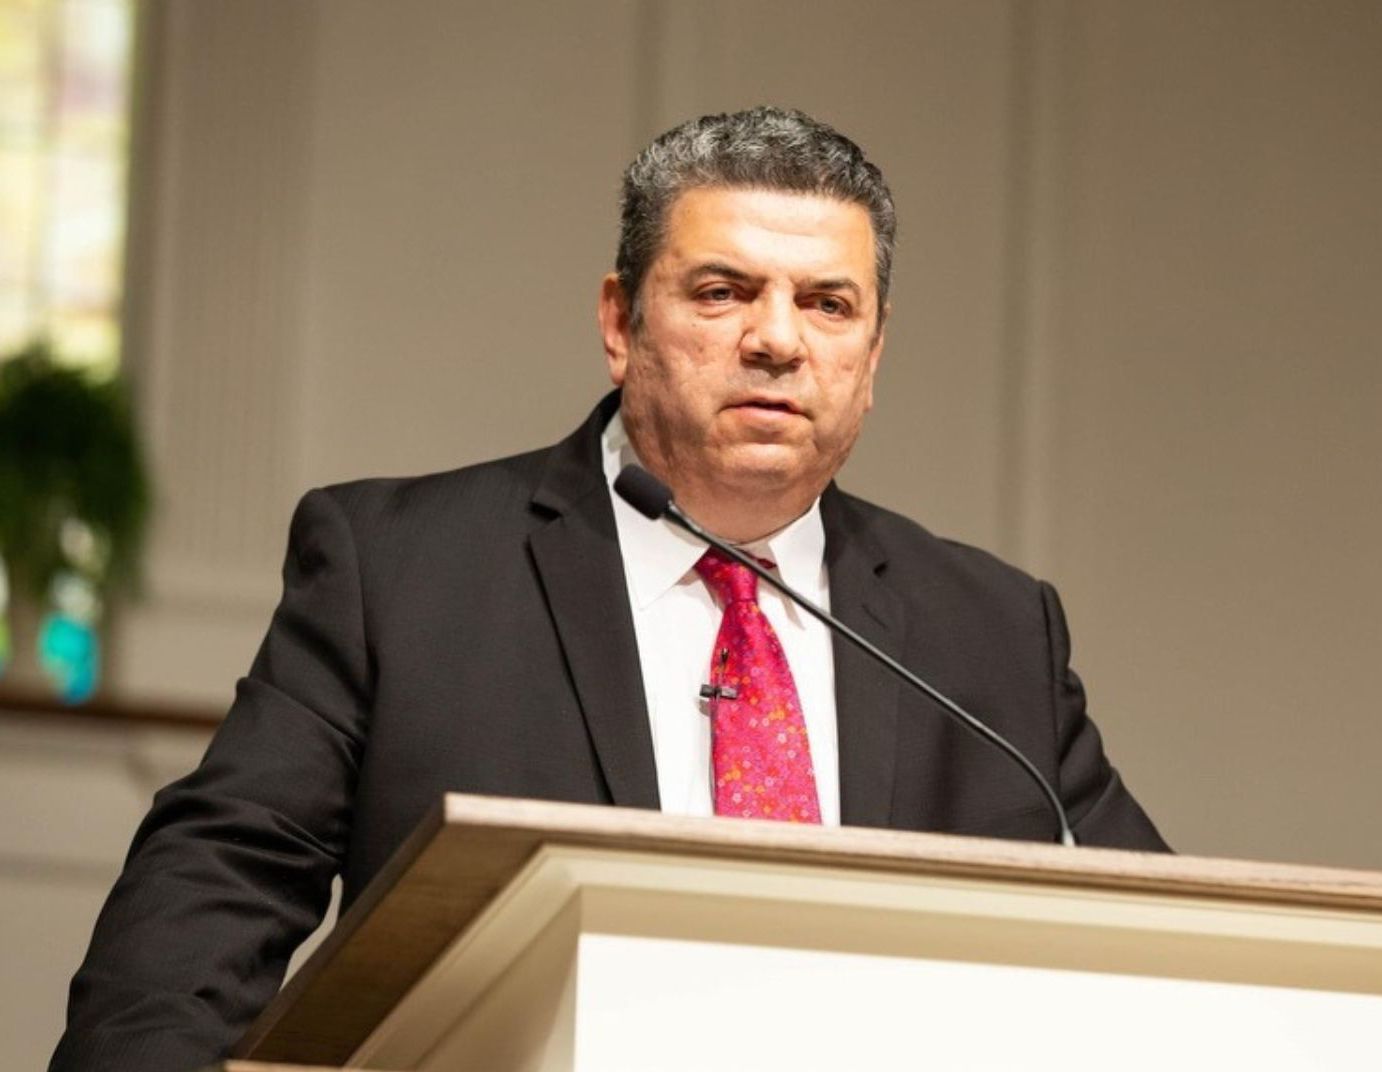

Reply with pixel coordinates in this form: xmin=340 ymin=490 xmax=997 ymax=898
xmin=695 ymin=549 xmax=822 ymax=823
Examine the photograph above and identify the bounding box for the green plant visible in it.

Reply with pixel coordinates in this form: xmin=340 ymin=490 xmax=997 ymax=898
xmin=0 ymin=339 xmax=151 ymax=602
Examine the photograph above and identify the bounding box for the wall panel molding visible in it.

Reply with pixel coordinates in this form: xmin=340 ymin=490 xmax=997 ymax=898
xmin=1002 ymin=0 xmax=1073 ymax=578
xmin=114 ymin=1 xmax=319 ymax=701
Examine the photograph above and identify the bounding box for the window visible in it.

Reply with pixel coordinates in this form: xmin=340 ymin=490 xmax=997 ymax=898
xmin=0 ymin=0 xmax=135 ymax=375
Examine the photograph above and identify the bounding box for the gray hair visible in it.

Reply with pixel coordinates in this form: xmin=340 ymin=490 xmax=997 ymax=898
xmin=616 ymin=106 xmax=897 ymax=327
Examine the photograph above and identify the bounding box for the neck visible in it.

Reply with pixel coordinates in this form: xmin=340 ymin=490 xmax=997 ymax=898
xmin=666 ymin=482 xmax=816 ymax=544
xmin=612 ymin=409 xmax=822 ymax=542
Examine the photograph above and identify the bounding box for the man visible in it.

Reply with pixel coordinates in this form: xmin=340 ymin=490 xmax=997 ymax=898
xmin=54 ymin=107 xmax=1165 ymax=1072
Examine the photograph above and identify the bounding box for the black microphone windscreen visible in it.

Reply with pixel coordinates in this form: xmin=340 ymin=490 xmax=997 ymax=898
xmin=614 ymin=465 xmax=673 ymax=519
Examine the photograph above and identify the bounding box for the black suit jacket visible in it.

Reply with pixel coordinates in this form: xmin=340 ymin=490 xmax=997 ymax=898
xmin=53 ymin=393 xmax=1165 ymax=1071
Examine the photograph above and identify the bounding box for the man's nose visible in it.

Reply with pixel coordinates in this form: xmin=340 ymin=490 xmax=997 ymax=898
xmin=741 ymin=292 xmax=805 ymax=366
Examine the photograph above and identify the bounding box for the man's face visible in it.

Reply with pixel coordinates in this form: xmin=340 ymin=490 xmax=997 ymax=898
xmin=600 ymin=186 xmax=886 ymax=532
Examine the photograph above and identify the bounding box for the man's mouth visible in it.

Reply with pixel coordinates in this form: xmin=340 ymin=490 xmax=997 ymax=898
xmin=729 ymin=397 xmax=802 ymax=416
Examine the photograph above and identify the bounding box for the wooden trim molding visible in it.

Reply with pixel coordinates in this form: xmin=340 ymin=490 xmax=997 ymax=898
xmin=0 ymin=685 xmax=222 ymax=729
xmin=240 ymin=793 xmax=1382 ymax=1065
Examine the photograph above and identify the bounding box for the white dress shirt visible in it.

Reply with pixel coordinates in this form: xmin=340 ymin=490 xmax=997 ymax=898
xmin=601 ymin=413 xmax=841 ymax=824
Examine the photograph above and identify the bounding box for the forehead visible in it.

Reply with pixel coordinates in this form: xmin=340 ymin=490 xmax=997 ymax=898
xmin=656 ymin=186 xmax=877 ymax=288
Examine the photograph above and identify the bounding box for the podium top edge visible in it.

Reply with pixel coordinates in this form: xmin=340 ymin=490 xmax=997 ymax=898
xmin=239 ymin=794 xmax=1382 ymax=1065
xmin=439 ymin=792 xmax=1382 ymax=910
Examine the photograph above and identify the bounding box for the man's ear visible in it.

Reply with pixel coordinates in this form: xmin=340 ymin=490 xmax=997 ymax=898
xmin=872 ymin=300 xmax=890 ymax=352
xmin=598 ymin=273 xmax=632 ymax=385
xmin=864 ymin=301 xmax=889 ymax=408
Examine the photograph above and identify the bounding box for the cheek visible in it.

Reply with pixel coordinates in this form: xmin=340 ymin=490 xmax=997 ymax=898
xmin=815 ymin=352 xmax=877 ymax=430
xmin=671 ymin=333 xmax=723 ymax=379
xmin=647 ymin=335 xmax=721 ymax=392
xmin=623 ymin=347 xmax=707 ymax=424
xmin=819 ymin=349 xmax=869 ymax=394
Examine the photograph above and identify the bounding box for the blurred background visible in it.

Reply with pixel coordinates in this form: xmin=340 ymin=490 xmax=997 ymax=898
xmin=1 ymin=0 xmax=1379 ymax=1065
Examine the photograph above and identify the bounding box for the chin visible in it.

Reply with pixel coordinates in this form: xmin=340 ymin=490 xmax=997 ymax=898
xmin=715 ymin=450 xmax=818 ymax=496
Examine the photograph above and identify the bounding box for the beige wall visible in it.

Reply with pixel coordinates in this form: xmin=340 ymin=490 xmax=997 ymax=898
xmin=0 ymin=716 xmax=213 ymax=1070
xmin=10 ymin=0 xmax=1382 ymax=1064
xmin=1025 ymin=0 xmax=1382 ymax=874
xmin=115 ymin=0 xmax=1382 ymax=868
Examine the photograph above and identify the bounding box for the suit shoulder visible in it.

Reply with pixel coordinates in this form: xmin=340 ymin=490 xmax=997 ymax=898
xmin=830 ymin=488 xmax=1045 ymax=605
xmin=280 ymin=446 xmax=558 ymax=610
xmin=308 ymin=444 xmax=553 ymax=532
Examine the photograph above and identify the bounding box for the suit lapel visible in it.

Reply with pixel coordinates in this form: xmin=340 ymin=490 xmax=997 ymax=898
xmin=528 ymin=395 xmax=661 ymax=810
xmin=524 ymin=400 xmax=912 ymax=822
xmin=823 ymin=487 xmax=904 ymax=829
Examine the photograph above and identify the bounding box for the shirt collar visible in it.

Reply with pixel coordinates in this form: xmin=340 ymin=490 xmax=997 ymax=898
xmin=602 ymin=411 xmax=826 ymax=611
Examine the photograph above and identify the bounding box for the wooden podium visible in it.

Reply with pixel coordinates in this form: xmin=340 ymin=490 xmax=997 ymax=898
xmin=224 ymin=794 xmax=1382 ymax=1071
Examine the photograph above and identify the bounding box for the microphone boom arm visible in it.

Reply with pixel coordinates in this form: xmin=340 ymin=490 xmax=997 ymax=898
xmin=658 ymin=497 xmax=1078 ymax=848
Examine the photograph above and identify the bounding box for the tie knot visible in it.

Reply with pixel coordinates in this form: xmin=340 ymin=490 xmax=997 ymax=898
xmin=694 ymin=549 xmax=766 ymax=605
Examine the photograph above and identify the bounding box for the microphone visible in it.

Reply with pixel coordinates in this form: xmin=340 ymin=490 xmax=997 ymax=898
xmin=613 ymin=464 xmax=1078 ymax=847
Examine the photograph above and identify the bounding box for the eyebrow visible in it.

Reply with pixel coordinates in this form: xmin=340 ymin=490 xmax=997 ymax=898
xmin=684 ymin=262 xmax=756 ymax=285
xmin=806 ymin=277 xmax=863 ymax=300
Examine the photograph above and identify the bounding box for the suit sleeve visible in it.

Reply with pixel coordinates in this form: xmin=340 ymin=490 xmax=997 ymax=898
xmin=1040 ymin=581 xmax=1170 ymax=851
xmin=50 ymin=488 xmax=372 ymax=1072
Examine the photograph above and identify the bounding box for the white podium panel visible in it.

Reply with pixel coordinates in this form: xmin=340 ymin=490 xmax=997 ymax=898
xmin=237 ymin=796 xmax=1382 ymax=1070
xmin=351 ymin=845 xmax=1382 ymax=1072
xmin=575 ymin=935 xmax=1378 ymax=1071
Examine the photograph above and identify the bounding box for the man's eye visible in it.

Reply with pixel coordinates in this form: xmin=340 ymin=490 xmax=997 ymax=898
xmin=698 ymin=285 xmax=735 ymax=302
xmin=816 ymin=295 xmax=849 ymax=316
